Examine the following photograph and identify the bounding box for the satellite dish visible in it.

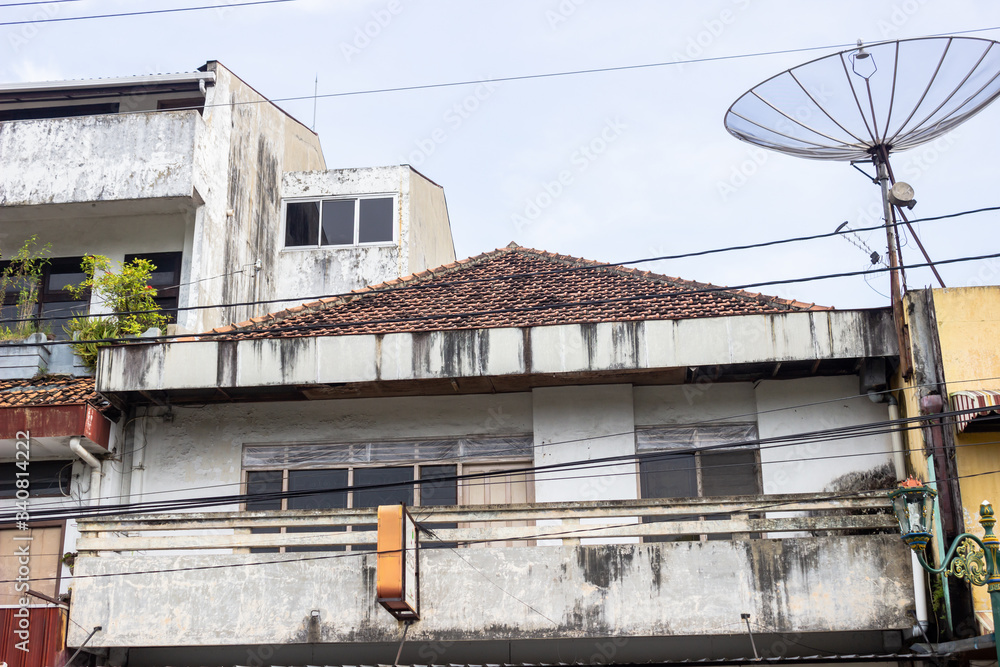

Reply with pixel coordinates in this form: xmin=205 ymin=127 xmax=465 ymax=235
xmin=724 ymin=36 xmax=1000 ymax=378
xmin=724 ymin=36 xmax=1000 ymax=162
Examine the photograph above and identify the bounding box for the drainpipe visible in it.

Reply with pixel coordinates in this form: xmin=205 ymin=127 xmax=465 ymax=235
xmin=69 ymin=436 xmax=102 ymax=506
xmin=878 ymin=394 xmax=930 ymax=637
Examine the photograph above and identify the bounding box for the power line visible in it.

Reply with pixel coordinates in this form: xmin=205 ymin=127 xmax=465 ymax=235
xmin=6 ymin=204 xmax=998 ymax=329
xmin=17 ymin=370 xmax=999 ymax=512
xmin=0 ymin=0 xmax=295 ymax=25
xmin=0 ymin=0 xmax=84 ymax=7
xmin=4 ymin=246 xmax=1000 ymax=349
xmin=6 ymin=405 xmax=983 ymax=523
xmin=8 ymin=462 xmax=1000 ymax=586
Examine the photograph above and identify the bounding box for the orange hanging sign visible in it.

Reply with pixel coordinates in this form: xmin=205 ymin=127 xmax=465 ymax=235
xmin=376 ymin=504 xmax=419 ymax=620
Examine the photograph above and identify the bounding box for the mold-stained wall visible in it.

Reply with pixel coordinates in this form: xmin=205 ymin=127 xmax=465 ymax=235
xmin=756 ymin=376 xmax=894 ymax=496
xmin=274 ymin=166 xmax=455 ymax=314
xmin=183 ymin=62 xmax=327 ymax=333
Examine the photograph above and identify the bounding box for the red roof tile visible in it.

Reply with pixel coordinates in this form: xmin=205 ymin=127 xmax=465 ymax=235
xmin=0 ymin=376 xmax=104 ymax=409
xmin=215 ymin=245 xmax=830 ymax=339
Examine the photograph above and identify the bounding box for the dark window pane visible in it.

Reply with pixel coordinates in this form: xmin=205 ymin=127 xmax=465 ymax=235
xmin=701 ymin=451 xmax=759 ymax=497
xmin=353 ymin=467 xmax=414 ymax=551
xmin=0 ymin=102 xmax=119 ymax=122
xmin=246 ymin=470 xmax=283 ymax=510
xmin=41 ymin=300 xmax=89 ymax=340
xmin=320 ymin=200 xmax=355 ymax=246
xmin=246 ymin=470 xmax=283 ymax=553
xmin=419 ymin=465 xmax=457 ymax=549
xmin=285 ymin=202 xmax=320 ymax=247
xmin=639 ymin=453 xmax=697 ymax=499
xmin=287 ymin=469 xmax=348 ymax=553
xmin=358 ymin=198 xmax=394 ymax=243
xmin=418 ymin=465 xmax=457 ymax=506
xmin=353 ymin=467 xmax=414 ymax=508
xmin=0 ymin=460 xmax=71 ymax=498
xmin=288 ymin=469 xmax=348 ymax=510
xmin=45 ymin=258 xmax=86 ymax=294
xmin=125 ymin=252 xmax=182 ymax=323
xmin=639 ymin=454 xmax=699 ymax=543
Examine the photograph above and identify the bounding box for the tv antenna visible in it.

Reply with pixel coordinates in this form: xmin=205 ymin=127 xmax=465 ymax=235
xmin=725 ymin=36 xmax=1000 ymax=377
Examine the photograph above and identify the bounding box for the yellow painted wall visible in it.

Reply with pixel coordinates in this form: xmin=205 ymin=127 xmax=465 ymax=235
xmin=932 ymin=286 xmax=1000 ymax=631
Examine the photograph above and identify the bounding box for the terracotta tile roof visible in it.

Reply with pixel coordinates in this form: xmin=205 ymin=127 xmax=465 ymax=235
xmin=213 ymin=244 xmax=831 ymax=339
xmin=0 ymin=375 xmax=104 ymax=409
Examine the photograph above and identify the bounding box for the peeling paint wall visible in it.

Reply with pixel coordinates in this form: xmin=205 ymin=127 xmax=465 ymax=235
xmin=156 ymin=62 xmax=330 ymax=332
xmin=0 ymin=111 xmax=198 ymax=207
xmin=69 ymin=536 xmax=914 ymax=649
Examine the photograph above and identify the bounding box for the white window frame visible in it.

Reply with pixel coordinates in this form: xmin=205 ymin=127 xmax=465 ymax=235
xmin=281 ymin=194 xmax=397 ymax=250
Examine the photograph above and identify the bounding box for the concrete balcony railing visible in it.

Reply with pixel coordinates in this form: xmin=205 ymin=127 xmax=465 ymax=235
xmin=0 ymin=111 xmax=199 ymax=213
xmin=68 ymin=493 xmax=916 ymax=661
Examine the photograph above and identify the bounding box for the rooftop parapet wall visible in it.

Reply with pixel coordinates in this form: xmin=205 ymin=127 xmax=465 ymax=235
xmin=0 ymin=110 xmax=199 ymax=208
xmin=97 ymin=309 xmax=897 ymax=395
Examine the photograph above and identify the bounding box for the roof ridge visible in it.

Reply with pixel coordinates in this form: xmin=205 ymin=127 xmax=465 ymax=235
xmin=208 ymin=243 xmax=829 ymax=336
xmin=212 ymin=245 xmax=528 ymax=334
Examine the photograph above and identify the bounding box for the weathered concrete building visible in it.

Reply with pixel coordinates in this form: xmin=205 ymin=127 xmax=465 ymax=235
xmin=51 ymin=244 xmax=925 ymax=665
xmin=0 ymin=61 xmax=941 ymax=666
xmin=0 ymin=63 xmax=454 ymax=663
xmin=0 ymin=61 xmax=455 ymax=337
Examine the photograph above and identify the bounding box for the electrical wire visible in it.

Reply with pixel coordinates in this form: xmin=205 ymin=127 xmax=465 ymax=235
xmin=7 ymin=462 xmax=1000 ymax=586
xmin=13 ymin=370 xmax=1000 ymax=513
xmin=3 ymin=247 xmax=1000 ymax=349
xmin=3 ymin=404 xmax=986 ymax=523
xmin=4 ymin=204 xmax=998 ymax=329
xmin=0 ymin=0 xmax=296 ymax=25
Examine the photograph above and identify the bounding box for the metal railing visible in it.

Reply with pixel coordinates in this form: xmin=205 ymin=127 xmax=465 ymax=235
xmin=75 ymin=492 xmax=894 ymax=554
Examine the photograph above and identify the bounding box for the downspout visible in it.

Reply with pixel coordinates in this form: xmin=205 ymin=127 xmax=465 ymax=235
xmin=880 ymin=393 xmax=930 ymax=637
xmin=69 ymin=436 xmax=102 ymax=506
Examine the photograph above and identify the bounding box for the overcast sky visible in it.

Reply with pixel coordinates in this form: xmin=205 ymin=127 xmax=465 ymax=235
xmin=3 ymin=1 xmax=1000 ymax=310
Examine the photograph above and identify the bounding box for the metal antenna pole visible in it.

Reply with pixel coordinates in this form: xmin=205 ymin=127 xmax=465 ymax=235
xmin=875 ymin=149 xmax=913 ymax=379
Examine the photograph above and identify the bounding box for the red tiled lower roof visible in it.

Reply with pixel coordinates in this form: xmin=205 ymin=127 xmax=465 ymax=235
xmin=0 ymin=376 xmax=103 ymax=409
xmin=213 ymin=244 xmax=830 ymax=339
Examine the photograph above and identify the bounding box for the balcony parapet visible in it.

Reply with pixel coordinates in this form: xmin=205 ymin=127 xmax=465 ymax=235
xmin=0 ymin=111 xmax=199 ymax=213
xmin=68 ymin=493 xmax=913 ymax=656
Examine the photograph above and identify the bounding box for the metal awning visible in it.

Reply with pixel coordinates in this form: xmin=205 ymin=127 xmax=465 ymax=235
xmin=952 ymin=390 xmax=1000 ymax=432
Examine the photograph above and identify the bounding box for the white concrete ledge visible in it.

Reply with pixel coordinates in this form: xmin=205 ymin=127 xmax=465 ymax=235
xmin=97 ymin=309 xmax=896 ymax=393
xmin=68 ymin=536 xmax=913 ymax=648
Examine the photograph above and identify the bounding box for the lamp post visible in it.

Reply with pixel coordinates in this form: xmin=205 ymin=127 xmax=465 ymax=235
xmin=890 ymin=476 xmax=1000 ymax=658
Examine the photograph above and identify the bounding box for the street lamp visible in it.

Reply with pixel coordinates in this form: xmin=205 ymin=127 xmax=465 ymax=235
xmin=889 ymin=476 xmax=1000 ymax=658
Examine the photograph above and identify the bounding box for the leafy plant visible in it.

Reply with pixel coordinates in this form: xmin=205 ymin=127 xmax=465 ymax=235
xmin=0 ymin=236 xmax=51 ymax=340
xmin=67 ymin=255 xmax=168 ymax=370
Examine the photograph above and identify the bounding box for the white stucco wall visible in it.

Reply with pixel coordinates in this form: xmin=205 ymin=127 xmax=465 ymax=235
xmin=125 ymin=393 xmax=533 ymax=509
xmin=0 ymin=111 xmax=198 ymax=207
xmin=756 ymin=375 xmax=894 ymax=496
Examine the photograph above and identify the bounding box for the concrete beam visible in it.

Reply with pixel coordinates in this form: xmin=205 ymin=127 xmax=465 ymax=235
xmin=98 ymin=309 xmax=897 ymax=395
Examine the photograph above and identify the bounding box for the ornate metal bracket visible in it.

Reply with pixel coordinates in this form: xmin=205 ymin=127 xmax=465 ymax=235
xmin=946 ymin=537 xmax=989 ymax=586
